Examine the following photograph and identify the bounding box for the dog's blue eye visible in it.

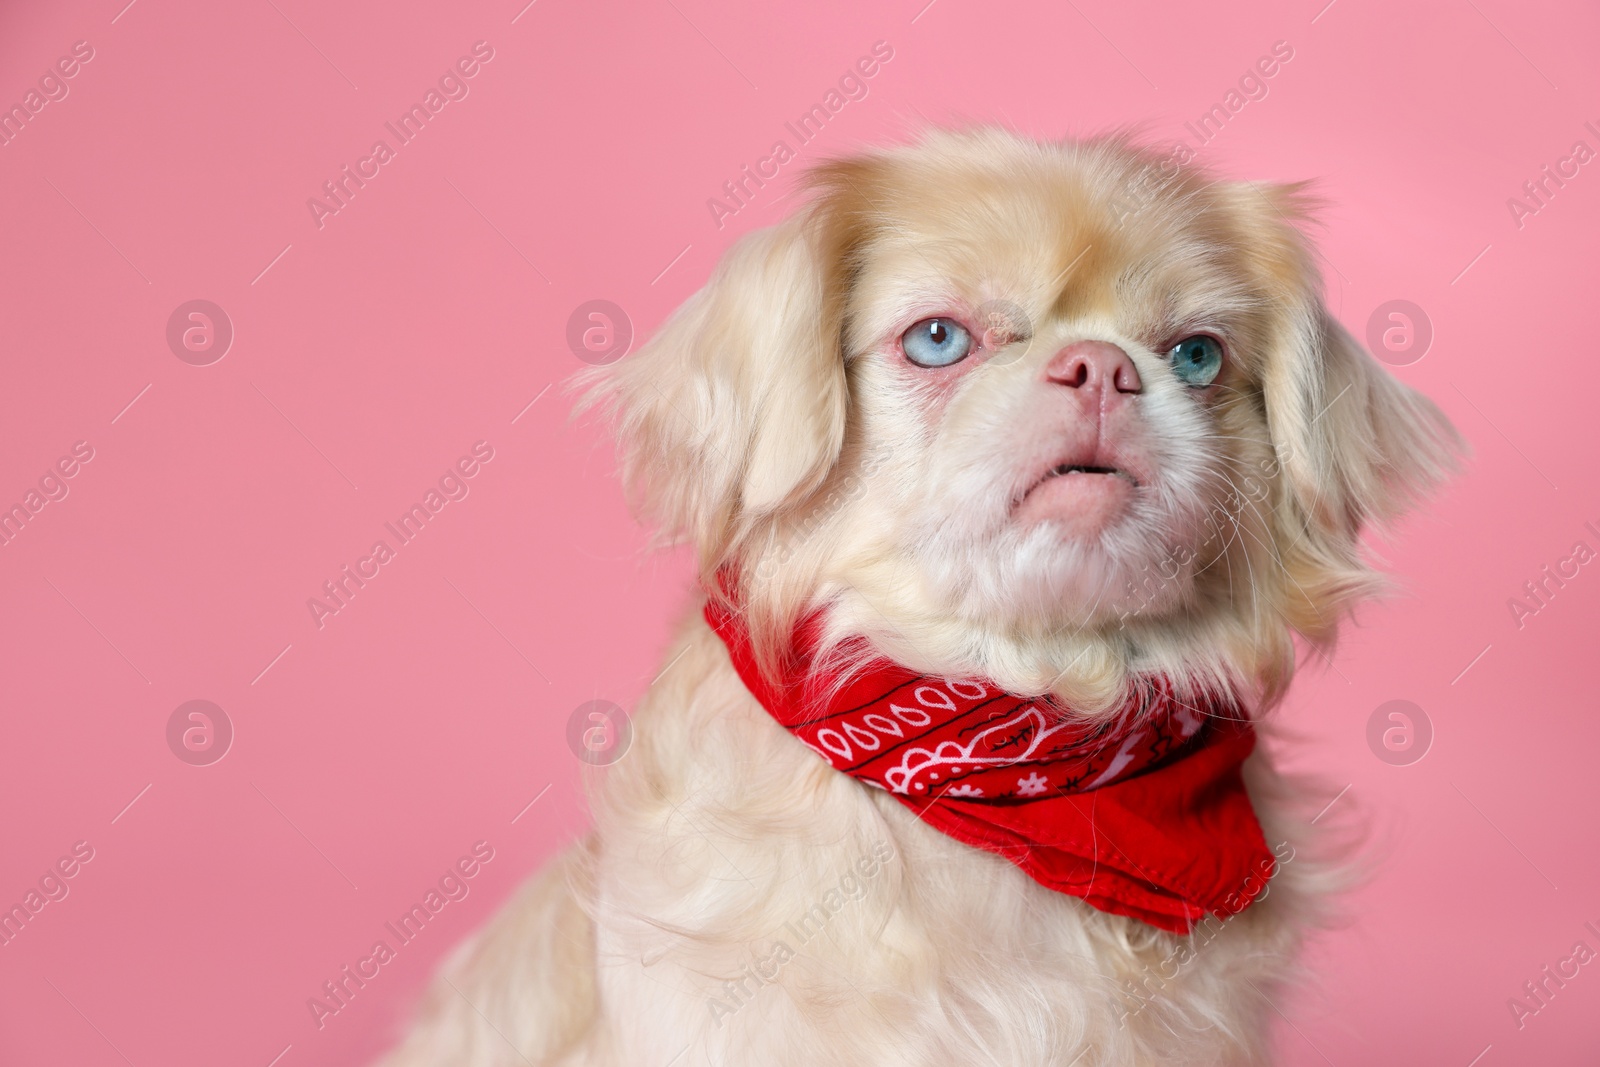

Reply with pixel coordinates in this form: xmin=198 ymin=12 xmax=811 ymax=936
xmin=902 ymin=317 xmax=973 ymax=368
xmin=1167 ymin=335 xmax=1223 ymax=387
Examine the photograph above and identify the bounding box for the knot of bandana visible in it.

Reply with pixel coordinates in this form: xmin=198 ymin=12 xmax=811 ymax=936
xmin=704 ymin=597 xmax=1276 ymax=933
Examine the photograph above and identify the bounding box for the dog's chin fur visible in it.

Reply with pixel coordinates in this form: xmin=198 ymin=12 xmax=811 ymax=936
xmin=378 ymin=128 xmax=1462 ymax=1066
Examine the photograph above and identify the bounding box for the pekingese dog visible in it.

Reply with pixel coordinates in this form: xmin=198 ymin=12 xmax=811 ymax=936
xmin=379 ymin=128 xmax=1460 ymax=1066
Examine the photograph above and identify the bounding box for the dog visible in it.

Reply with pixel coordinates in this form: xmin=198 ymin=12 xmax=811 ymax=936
xmin=378 ymin=127 xmax=1460 ymax=1066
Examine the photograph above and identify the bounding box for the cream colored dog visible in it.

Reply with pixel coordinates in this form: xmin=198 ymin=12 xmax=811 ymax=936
xmin=379 ymin=128 xmax=1459 ymax=1066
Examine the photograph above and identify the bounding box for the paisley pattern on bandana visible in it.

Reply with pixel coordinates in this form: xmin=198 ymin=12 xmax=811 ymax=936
xmin=705 ymin=596 xmax=1276 ymax=934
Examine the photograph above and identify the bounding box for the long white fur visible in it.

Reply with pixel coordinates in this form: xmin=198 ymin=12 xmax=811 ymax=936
xmin=377 ymin=128 xmax=1460 ymax=1066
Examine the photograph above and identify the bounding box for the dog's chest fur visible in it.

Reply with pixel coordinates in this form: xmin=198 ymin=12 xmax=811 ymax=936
xmin=382 ymin=620 xmax=1316 ymax=1067
xmin=576 ymin=622 xmax=1311 ymax=1066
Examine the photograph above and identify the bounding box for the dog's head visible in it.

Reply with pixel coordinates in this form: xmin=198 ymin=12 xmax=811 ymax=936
xmin=589 ymin=129 xmax=1460 ymax=708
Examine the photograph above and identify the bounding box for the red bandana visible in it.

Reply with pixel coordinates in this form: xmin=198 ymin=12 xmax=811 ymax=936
xmin=704 ymin=598 xmax=1275 ymax=933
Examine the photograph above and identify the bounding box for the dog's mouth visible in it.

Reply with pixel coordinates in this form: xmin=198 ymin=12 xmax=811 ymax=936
xmin=1014 ymin=458 xmax=1141 ymax=533
xmin=1037 ymin=463 xmax=1138 ymax=484
xmin=1023 ymin=462 xmax=1142 ymax=500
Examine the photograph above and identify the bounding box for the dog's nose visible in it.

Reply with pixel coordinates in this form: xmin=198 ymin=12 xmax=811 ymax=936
xmin=1044 ymin=341 xmax=1142 ymax=395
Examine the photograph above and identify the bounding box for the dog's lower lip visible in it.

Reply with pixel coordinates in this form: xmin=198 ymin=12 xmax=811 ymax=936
xmin=1014 ymin=461 xmax=1139 ymax=530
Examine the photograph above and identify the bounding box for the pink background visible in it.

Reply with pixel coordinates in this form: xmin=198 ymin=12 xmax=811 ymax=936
xmin=1 ymin=0 xmax=1596 ymax=1063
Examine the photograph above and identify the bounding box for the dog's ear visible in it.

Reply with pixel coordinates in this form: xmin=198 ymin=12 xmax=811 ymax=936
xmin=582 ymin=208 xmax=851 ymax=571
xmin=1224 ymin=183 xmax=1464 ymax=635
